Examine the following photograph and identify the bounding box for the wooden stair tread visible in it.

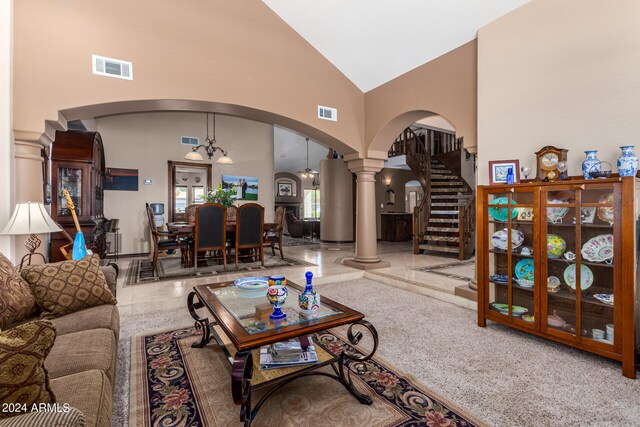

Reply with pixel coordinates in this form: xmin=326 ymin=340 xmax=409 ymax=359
xmin=426 ymin=236 xmax=460 ymax=242
xmin=420 ymin=244 xmax=459 ymax=253
xmin=427 ymin=226 xmax=460 ymax=232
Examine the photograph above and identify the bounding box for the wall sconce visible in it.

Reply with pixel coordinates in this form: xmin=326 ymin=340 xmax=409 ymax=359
xmin=384 ymin=177 xmax=391 ymax=186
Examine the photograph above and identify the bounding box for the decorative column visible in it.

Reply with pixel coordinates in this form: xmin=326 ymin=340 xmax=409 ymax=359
xmin=344 ymin=158 xmax=390 ymax=270
xmin=0 ymin=0 xmax=13 ymax=258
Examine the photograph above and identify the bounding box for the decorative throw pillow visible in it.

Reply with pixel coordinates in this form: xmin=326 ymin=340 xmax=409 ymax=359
xmin=0 ymin=320 xmax=56 ymax=418
xmin=21 ymin=255 xmax=117 ymax=320
xmin=0 ymin=268 xmax=37 ymax=331
xmin=0 ymin=252 xmax=15 ymax=275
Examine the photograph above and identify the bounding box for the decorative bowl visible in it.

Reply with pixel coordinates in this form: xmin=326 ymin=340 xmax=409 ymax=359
xmin=589 ymin=161 xmax=613 ymax=179
xmin=581 ymin=234 xmax=614 ymax=263
xmin=522 ymin=314 xmax=535 ymax=323
xmin=597 ymin=193 xmax=614 ymax=224
xmin=547 ymin=199 xmax=570 ymax=224
xmin=516 ymin=279 xmax=534 ymax=288
xmin=488 ymin=197 xmax=519 ymax=222
xmin=547 ymin=234 xmax=567 ymax=258
xmin=514 ymin=258 xmax=534 ymax=281
xmin=563 ymin=264 xmax=594 ymax=290
xmin=547 ymin=310 xmax=567 ymax=328
xmin=234 ymin=276 xmax=269 ymax=290
xmin=491 ymin=228 xmax=525 ymax=251
xmin=593 ymin=293 xmax=614 ymax=305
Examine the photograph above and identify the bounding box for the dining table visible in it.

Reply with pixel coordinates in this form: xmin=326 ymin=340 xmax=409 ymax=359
xmin=167 ymin=221 xmax=278 ymax=267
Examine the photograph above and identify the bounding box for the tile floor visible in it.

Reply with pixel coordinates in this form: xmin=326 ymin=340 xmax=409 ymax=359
xmin=113 ymin=240 xmax=477 ymax=315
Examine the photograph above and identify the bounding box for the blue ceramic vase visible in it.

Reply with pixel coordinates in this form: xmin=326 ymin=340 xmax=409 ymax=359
xmin=582 ymin=150 xmax=600 ymax=179
xmin=617 ymin=145 xmax=638 ymax=177
xmin=298 ymin=271 xmax=321 ymax=312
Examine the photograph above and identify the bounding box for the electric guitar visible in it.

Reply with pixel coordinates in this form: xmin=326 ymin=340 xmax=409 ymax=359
xmin=62 ymin=189 xmax=87 ymax=260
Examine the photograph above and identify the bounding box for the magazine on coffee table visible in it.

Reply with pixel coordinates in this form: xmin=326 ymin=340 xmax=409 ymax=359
xmin=259 ymin=336 xmax=318 ymax=370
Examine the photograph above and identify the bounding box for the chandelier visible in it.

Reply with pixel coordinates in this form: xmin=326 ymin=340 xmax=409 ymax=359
xmin=185 ymin=113 xmax=234 ymax=164
xmin=299 ymin=138 xmax=319 ymax=178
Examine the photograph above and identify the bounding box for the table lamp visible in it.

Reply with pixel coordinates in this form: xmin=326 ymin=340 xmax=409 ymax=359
xmin=0 ymin=202 xmax=62 ymax=270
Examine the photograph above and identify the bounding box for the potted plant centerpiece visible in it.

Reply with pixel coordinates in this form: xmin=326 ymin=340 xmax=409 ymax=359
xmin=205 ymin=185 xmax=237 ymax=208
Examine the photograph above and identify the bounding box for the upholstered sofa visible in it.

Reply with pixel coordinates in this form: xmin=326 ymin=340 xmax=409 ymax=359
xmin=0 ymin=253 xmax=119 ymax=427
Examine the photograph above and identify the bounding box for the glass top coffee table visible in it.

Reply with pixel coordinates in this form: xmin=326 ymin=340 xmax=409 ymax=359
xmin=187 ymin=279 xmax=379 ymax=426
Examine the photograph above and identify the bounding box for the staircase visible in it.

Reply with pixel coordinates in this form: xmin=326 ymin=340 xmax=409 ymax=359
xmin=388 ymin=127 xmax=475 ymax=260
xmin=420 ymin=158 xmax=474 ymax=259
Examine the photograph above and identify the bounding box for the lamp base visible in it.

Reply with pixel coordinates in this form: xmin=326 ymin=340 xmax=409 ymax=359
xmin=16 ymin=234 xmax=46 ymax=271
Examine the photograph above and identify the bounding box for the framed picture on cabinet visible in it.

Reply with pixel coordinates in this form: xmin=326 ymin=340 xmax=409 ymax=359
xmin=488 ymin=159 xmax=520 ymax=185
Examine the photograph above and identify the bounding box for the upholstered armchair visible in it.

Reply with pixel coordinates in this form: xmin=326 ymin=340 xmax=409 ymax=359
xmin=285 ymin=212 xmax=304 ymax=238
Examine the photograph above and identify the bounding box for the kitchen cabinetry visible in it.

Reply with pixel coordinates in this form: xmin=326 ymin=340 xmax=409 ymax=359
xmin=477 ymin=176 xmax=637 ymax=378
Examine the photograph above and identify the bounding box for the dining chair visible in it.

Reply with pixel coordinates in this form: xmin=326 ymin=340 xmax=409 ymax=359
xmin=191 ymin=203 xmax=227 ymax=273
xmin=146 ymin=203 xmax=181 ymax=276
xmin=264 ymin=206 xmax=285 ymax=259
xmin=185 ymin=204 xmax=198 ymax=223
xmin=227 ymin=205 xmax=237 ymax=222
xmin=234 ymin=203 xmax=264 ymax=268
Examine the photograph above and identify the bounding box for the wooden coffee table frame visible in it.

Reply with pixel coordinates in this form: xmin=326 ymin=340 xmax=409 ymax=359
xmin=187 ymin=280 xmax=379 ymax=426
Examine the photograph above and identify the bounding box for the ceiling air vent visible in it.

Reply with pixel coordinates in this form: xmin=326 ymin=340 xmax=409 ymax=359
xmin=92 ymin=55 xmax=133 ymax=80
xmin=181 ymin=136 xmax=199 ymax=146
xmin=318 ymin=105 xmax=337 ymax=122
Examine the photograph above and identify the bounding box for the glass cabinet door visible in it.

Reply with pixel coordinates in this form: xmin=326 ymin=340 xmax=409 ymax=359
xmin=579 ymin=185 xmax=617 ymax=347
xmin=486 ymin=189 xmax=537 ymax=328
xmin=57 ymin=167 xmax=83 ymax=217
xmin=542 ymin=183 xmax=618 ymax=347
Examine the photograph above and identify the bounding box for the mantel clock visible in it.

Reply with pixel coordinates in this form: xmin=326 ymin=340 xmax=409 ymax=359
xmin=535 ymin=146 xmax=568 ymax=181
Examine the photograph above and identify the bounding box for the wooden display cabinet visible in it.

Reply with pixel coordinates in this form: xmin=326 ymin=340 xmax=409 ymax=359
xmin=49 ymin=130 xmax=107 ymax=262
xmin=477 ymin=176 xmax=638 ymax=378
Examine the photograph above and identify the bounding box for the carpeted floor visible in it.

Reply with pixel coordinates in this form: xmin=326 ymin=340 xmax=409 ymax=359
xmin=124 ymin=254 xmax=316 ymax=286
xmin=130 ymin=326 xmax=483 ymax=426
xmin=115 ymin=278 xmax=640 ymax=427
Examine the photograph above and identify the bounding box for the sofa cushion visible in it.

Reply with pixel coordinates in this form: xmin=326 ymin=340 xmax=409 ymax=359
xmin=21 ymin=255 xmax=116 ymax=320
xmin=45 ymin=328 xmax=116 ymax=387
xmin=51 ymin=304 xmax=120 ymax=342
xmin=0 ymin=406 xmax=84 ymax=427
xmin=0 ymin=253 xmax=14 ymax=275
xmin=0 ymin=320 xmax=56 ymax=419
xmin=0 ymin=269 xmax=37 ymax=331
xmin=50 ymin=370 xmax=112 ymax=427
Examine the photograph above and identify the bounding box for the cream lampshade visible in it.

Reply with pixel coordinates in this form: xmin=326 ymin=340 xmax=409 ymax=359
xmin=1 ymin=202 xmax=62 ymax=269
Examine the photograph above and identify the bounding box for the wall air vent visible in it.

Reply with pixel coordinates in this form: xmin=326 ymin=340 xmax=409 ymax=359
xmin=318 ymin=105 xmax=338 ymax=121
xmin=92 ymin=55 xmax=133 ymax=80
xmin=181 ymin=136 xmax=199 ymax=146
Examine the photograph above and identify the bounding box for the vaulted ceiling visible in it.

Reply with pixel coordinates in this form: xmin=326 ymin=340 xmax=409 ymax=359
xmin=262 ymin=0 xmax=531 ymax=92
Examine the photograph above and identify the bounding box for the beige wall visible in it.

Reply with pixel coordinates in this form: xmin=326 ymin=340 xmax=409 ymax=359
xmin=364 ymin=41 xmax=478 ymax=157
xmin=12 ymin=0 xmax=364 ymax=154
xmin=0 ymin=0 xmax=13 ymax=257
xmin=97 ymin=112 xmax=274 ymax=255
xmin=477 ymin=0 xmax=640 ymax=185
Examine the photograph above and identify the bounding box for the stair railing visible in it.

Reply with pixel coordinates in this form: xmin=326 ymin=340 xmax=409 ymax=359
xmin=457 ymin=195 xmax=475 ymax=260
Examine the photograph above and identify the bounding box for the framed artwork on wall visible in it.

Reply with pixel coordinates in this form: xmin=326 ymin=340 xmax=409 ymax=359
xmin=488 ymin=160 xmax=520 ymax=185
xmin=222 ymin=175 xmax=258 ymax=200
xmin=278 ymin=183 xmax=292 ymax=196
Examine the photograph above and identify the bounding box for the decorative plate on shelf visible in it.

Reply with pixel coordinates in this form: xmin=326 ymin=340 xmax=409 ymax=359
xmin=489 ymin=274 xmax=510 ymax=283
xmin=522 ymin=314 xmax=535 ymax=323
xmin=490 ymin=303 xmax=528 ymax=317
xmin=546 ymin=234 xmax=567 ymax=259
xmin=546 ymin=199 xmax=570 ymax=223
xmin=514 ymin=258 xmax=534 ymax=281
xmin=581 ymin=234 xmax=614 ymax=263
xmin=488 ymin=197 xmax=519 ymax=222
xmin=563 ymin=264 xmax=594 ymax=290
xmin=593 ymin=293 xmax=614 ymax=305
xmin=491 ymin=228 xmax=525 ymax=251
xmin=597 ymin=193 xmax=614 ymax=224
xmin=234 ymin=276 xmax=269 ymax=290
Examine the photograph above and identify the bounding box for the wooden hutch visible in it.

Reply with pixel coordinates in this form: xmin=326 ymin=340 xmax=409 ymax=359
xmin=49 ymin=130 xmax=107 ymax=262
xmin=477 ymin=176 xmax=638 ymax=378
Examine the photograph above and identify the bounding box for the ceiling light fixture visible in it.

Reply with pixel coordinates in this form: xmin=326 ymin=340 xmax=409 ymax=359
xmin=299 ymin=138 xmax=319 ymax=178
xmin=185 ymin=113 xmax=234 ymax=164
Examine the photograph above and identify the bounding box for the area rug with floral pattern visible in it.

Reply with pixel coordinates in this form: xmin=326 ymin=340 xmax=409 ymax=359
xmin=130 ymin=326 xmax=485 ymax=427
